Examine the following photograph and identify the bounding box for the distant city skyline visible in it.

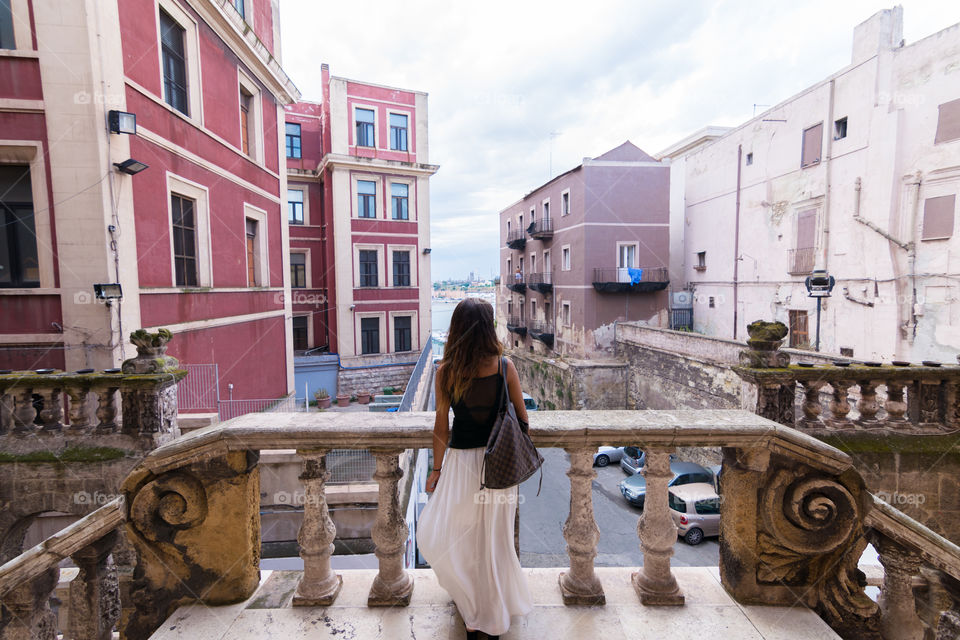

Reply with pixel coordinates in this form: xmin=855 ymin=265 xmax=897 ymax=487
xmin=279 ymin=1 xmax=960 ymax=280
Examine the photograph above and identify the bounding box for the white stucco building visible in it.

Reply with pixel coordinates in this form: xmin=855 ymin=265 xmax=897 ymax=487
xmin=661 ymin=7 xmax=960 ymax=362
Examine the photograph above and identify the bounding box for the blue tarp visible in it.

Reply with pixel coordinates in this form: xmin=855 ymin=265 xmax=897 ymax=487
xmin=628 ymin=268 xmax=644 ymax=284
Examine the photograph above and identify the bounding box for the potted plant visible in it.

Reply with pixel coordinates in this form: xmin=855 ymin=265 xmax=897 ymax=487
xmin=336 ymin=392 xmax=351 ymax=407
xmin=357 ymin=389 xmax=371 ymax=404
xmin=314 ymin=388 xmax=331 ymax=410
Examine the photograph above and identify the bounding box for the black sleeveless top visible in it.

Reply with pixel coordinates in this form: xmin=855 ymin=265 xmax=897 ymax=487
xmin=447 ymin=361 xmax=504 ymax=449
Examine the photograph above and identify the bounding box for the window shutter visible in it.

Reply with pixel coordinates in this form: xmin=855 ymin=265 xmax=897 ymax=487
xmin=801 ymin=123 xmax=823 ymax=167
xmin=935 ymin=98 xmax=960 ymax=144
xmin=922 ymin=195 xmax=956 ymax=240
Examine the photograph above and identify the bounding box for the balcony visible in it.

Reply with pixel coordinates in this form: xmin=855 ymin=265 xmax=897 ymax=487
xmin=4 ymin=409 xmax=960 ymax=639
xmin=506 ymin=229 xmax=527 ymax=250
xmin=507 ymin=275 xmax=526 ymax=293
xmin=527 ymin=218 xmax=554 ymax=240
xmin=506 ymin=314 xmax=527 ymax=336
xmin=528 ymin=322 xmax=554 ymax=348
xmin=789 ymin=247 xmax=817 ymax=275
xmin=592 ymin=267 xmax=669 ymax=293
xmin=526 ymin=271 xmax=552 ymax=293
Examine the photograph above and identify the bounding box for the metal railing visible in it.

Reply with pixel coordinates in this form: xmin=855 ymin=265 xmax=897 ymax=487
xmin=398 ymin=341 xmax=433 ymax=412
xmin=217 ymin=394 xmax=302 ymax=421
xmin=176 ymin=363 xmax=220 ymax=412
xmin=670 ymin=308 xmax=693 ymax=331
xmin=592 ymin=266 xmax=669 ymax=284
xmin=788 ymin=247 xmax=816 ymax=275
xmin=506 ymin=229 xmax=527 ymax=247
xmin=528 ymin=218 xmax=554 ymax=237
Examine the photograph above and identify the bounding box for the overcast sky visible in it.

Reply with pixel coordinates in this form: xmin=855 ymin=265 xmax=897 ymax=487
xmin=279 ymin=1 xmax=960 ymax=282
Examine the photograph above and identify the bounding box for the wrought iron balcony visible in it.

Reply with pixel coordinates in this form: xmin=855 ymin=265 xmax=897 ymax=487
xmin=592 ymin=266 xmax=669 ymax=293
xmin=527 ymin=218 xmax=554 ymax=240
xmin=506 ymin=275 xmax=526 ymax=293
xmin=789 ymin=247 xmax=817 ymax=275
xmin=506 ymin=229 xmax=527 ymax=250
xmin=528 ymin=322 xmax=555 ymax=348
xmin=506 ymin=314 xmax=527 ymax=336
xmin=526 ymin=271 xmax=552 ymax=293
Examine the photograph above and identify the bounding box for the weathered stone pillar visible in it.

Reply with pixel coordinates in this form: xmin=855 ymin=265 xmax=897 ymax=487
xmin=0 ymin=567 xmax=59 ymax=640
xmin=367 ymin=448 xmax=413 ymax=606
xmin=65 ymin=384 xmax=91 ymax=433
xmin=559 ymin=447 xmax=604 ymax=605
xmin=94 ymin=386 xmax=119 ymax=434
xmin=120 ymin=328 xmax=183 ymax=441
xmin=800 ymin=381 xmax=825 ymax=427
xmin=632 ymin=448 xmax=683 ymax=605
xmin=857 ymin=380 xmax=880 ymax=426
xmin=68 ymin=530 xmax=121 ymax=640
xmin=292 ymin=449 xmax=342 ymax=606
xmin=36 ymin=387 xmax=63 ymax=433
xmin=874 ymin=535 xmax=924 ymax=640
xmin=12 ymin=387 xmax=35 ymax=434
xmin=828 ymin=381 xmax=853 ymax=427
xmin=885 ymin=381 xmax=908 ymax=423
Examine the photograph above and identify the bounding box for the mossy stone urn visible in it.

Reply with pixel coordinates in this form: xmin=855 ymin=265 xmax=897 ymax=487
xmin=122 ymin=328 xmax=181 ymax=374
xmin=739 ymin=320 xmax=791 ymax=368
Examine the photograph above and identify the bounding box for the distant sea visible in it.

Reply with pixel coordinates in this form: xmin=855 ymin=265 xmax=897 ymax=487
xmin=431 ymin=292 xmax=495 ymax=338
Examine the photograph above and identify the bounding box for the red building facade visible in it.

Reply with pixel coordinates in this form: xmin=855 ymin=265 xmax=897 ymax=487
xmin=0 ymin=0 xmax=299 ymax=400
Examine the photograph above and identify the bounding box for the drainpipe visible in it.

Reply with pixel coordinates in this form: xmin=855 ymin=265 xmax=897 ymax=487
xmin=907 ymin=172 xmax=922 ymax=343
xmin=733 ymin=145 xmax=742 ymax=341
xmin=821 ymin=79 xmax=835 ymax=272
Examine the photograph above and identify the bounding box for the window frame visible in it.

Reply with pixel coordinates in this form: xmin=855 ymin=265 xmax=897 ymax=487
xmin=354 ymin=106 xmax=376 ymax=148
xmin=156 ymin=1 xmax=202 ymax=123
xmin=800 ymin=122 xmax=823 ymax=169
xmin=0 ymin=165 xmax=38 ymax=288
xmin=354 ymin=244 xmax=383 ymax=288
xmin=243 ymin=204 xmax=269 ymax=287
xmin=388 ymin=111 xmax=409 ymax=151
xmin=354 ymin=175 xmax=381 ymax=219
xmin=357 ymin=313 xmax=385 ymax=355
xmin=561 ymin=189 xmax=570 ymax=216
xmin=287 ymin=187 xmax=306 ymax=225
xmin=921 ymin=194 xmax=957 ymax=241
xmin=0 ymin=144 xmax=54 ymax=288
xmin=561 ymin=244 xmax=571 ymax=271
xmin=237 ymin=70 xmax=263 ymax=163
xmin=290 ymin=250 xmax=310 ymax=289
xmin=285 ymin=122 xmax=302 ymax=159
xmin=389 ymin=246 xmax=414 ymax=287
xmin=391 ymin=312 xmax=416 ymax=353
xmin=541 ymin=197 xmax=550 ymax=221
xmin=561 ymin=301 xmax=572 ymax=327
xmin=390 ymin=181 xmax=410 ymax=220
xmin=292 ymin=314 xmax=310 ymax=351
xmin=166 ymin=172 xmax=212 ymax=288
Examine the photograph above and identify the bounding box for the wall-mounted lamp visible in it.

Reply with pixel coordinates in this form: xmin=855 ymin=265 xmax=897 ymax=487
xmin=93 ymin=283 xmax=123 ymax=300
xmin=107 ymin=110 xmax=137 ymax=135
xmin=422 ymin=248 xmax=432 ymax=255
xmin=114 ymin=159 xmax=149 ymax=175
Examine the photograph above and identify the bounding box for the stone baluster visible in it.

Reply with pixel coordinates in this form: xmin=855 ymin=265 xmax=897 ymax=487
xmin=367 ymin=448 xmax=414 ymax=606
xmin=12 ymin=387 xmax=36 ymax=434
xmin=68 ymin=530 xmax=121 ymax=640
xmin=874 ymin=535 xmax=924 ymax=640
xmin=856 ymin=380 xmax=880 ymax=427
xmin=293 ymin=449 xmax=342 ymax=606
xmin=827 ymin=381 xmax=853 ymax=428
xmin=0 ymin=388 xmax=13 ymax=434
xmin=885 ymin=381 xmax=908 ymax=423
xmin=799 ymin=381 xmax=825 ymax=427
xmin=945 ymin=381 xmax=959 ymax=431
xmin=906 ymin=381 xmax=922 ymax=425
xmin=918 ymin=380 xmax=943 ymax=425
xmin=36 ymin=386 xmax=63 ymax=433
xmin=755 ymin=382 xmax=796 ymax=427
xmin=94 ymin=386 xmax=119 ymax=433
xmin=0 ymin=567 xmax=59 ymax=640
xmin=632 ymin=448 xmax=684 ymax=605
xmin=65 ymin=384 xmax=91 ymax=433
xmin=559 ymin=447 xmax=605 ymax=605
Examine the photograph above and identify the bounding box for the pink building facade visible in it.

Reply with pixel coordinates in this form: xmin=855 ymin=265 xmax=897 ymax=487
xmin=0 ymin=0 xmax=299 ymax=400
xmin=285 ymin=67 xmax=437 ymax=376
xmin=497 ymin=142 xmax=671 ymax=358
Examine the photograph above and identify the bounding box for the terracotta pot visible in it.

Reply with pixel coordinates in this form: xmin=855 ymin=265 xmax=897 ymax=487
xmin=316 ymin=396 xmax=331 ymax=409
xmin=357 ymin=392 xmax=371 ymax=404
xmin=336 ymin=394 xmax=350 ymax=407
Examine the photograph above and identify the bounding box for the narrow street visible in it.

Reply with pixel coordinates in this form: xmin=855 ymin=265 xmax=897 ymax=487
xmin=518 ymin=448 xmax=719 ymax=568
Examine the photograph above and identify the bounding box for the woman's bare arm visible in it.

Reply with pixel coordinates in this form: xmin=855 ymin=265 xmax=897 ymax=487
xmin=427 ymin=367 xmax=450 ymax=492
xmin=505 ymin=358 xmax=529 ymax=424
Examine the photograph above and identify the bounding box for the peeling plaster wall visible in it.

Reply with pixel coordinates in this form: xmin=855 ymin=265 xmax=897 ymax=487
xmin=508 ymin=351 xmax=627 ymax=410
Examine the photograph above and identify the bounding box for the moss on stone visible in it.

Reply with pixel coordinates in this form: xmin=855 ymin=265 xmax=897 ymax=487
xmin=0 ymin=446 xmax=128 ymax=464
xmin=817 ymin=432 xmax=960 ymax=457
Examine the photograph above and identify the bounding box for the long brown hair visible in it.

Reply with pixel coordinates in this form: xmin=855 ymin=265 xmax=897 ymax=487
xmin=438 ymin=298 xmax=502 ymax=403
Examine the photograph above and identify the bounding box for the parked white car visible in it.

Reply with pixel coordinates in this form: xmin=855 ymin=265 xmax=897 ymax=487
xmin=593 ymin=446 xmax=626 ymax=467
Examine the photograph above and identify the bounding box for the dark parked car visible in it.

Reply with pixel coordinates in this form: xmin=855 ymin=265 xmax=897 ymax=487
xmin=618 ymin=461 xmax=715 ymax=508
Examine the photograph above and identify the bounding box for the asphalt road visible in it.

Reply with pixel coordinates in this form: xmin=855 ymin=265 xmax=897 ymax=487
xmin=517 ymin=448 xmax=719 ymax=568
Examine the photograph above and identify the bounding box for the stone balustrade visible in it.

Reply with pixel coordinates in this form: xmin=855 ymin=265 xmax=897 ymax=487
xmin=4 ymin=410 xmax=960 ymax=639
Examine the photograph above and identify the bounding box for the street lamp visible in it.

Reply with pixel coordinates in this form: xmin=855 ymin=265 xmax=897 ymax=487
xmin=804 ymin=269 xmax=835 ymax=352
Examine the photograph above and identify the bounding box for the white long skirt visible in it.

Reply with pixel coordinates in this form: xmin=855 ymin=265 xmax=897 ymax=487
xmin=416 ymin=447 xmax=533 ymax=635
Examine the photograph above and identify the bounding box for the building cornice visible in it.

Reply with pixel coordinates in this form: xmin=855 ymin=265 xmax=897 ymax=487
xmin=318 ymin=153 xmax=439 ymax=177
xmin=187 ymin=0 xmax=301 ymax=104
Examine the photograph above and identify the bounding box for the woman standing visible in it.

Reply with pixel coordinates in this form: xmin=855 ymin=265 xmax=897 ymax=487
xmin=416 ymin=298 xmax=533 ymax=640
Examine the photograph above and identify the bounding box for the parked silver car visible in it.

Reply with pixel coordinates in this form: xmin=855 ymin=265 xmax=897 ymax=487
xmin=668 ymin=483 xmax=721 ymax=545
xmin=619 ymin=447 xmax=677 ymax=475
xmin=593 ymin=446 xmax=626 ymax=467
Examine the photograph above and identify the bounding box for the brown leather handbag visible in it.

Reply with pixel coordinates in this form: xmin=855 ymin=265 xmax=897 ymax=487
xmin=479 ymin=357 xmax=544 ymax=493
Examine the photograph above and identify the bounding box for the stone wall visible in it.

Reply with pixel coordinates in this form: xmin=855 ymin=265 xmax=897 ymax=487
xmin=337 ymin=363 xmax=414 ymax=398
xmin=508 ymin=351 xmax=627 ymax=410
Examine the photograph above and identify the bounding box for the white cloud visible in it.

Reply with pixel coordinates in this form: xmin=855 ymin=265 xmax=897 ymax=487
xmin=279 ymin=0 xmax=960 ymax=280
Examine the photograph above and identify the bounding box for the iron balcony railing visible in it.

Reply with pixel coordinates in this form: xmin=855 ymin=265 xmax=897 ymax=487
xmin=506 ymin=315 xmax=527 ymax=335
xmin=527 ymin=218 xmax=554 ymax=239
xmin=506 ymin=229 xmax=527 ymax=249
xmin=592 ymin=266 xmax=669 ymax=293
xmin=526 ymin=272 xmax=552 ymax=293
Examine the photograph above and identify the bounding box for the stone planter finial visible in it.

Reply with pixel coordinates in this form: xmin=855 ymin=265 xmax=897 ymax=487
xmin=122 ymin=328 xmax=180 ymax=374
xmin=739 ymin=320 xmax=790 ymax=368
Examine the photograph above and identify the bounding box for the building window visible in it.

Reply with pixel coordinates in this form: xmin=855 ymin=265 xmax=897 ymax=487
xmin=922 ymin=195 xmax=956 ymax=240
xmin=361 ymin=317 xmax=379 ymax=354
xmin=390 ymin=113 xmax=408 ymax=151
xmin=708 ymin=296 xmax=715 ymax=308
xmin=935 ymin=98 xmax=960 ymax=144
xmin=159 ymin=10 xmax=188 ymax=115
xmin=801 ymin=122 xmax=823 ymax=168
xmin=288 ymin=189 xmax=304 ymax=225
xmin=789 ymin=310 xmax=809 ymax=348
xmin=0 ymin=0 xmax=14 ymax=49
xmin=356 ymin=108 xmax=375 ymax=147
xmin=239 ymin=87 xmax=253 ymax=156
xmin=290 ymin=252 xmax=306 ymax=289
xmin=543 ymin=201 xmax=550 ymax=220
xmin=543 ymin=249 xmax=550 ymax=273
xmin=394 ymin=315 xmax=412 ymax=352
xmin=245 ymin=218 xmax=259 ymax=286
xmin=695 ymin=251 xmax=706 ymax=271
xmin=392 ymin=250 xmax=410 ymax=286
xmin=391 ymin=183 xmax=409 ymax=220
xmin=171 ymin=193 xmax=198 ymax=286
xmin=745 ymin=152 xmax=753 ymax=165
xmin=359 ymin=249 xmax=378 ymax=287
xmin=561 ymin=246 xmax=570 ymax=271
xmin=285 ymin=123 xmax=301 ymax=158
xmin=531 ymin=299 xmax=536 ymax=318
xmin=562 ymin=302 xmax=571 ymax=327
xmin=357 ymin=180 xmax=376 ymax=218
xmin=0 ymin=165 xmax=38 ymax=287
xmin=834 ymin=117 xmax=847 ymax=140
xmin=790 ymin=208 xmax=817 ymax=274
xmin=561 ymin=191 xmax=570 ymax=216
xmin=292 ymin=316 xmax=308 ymax=351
